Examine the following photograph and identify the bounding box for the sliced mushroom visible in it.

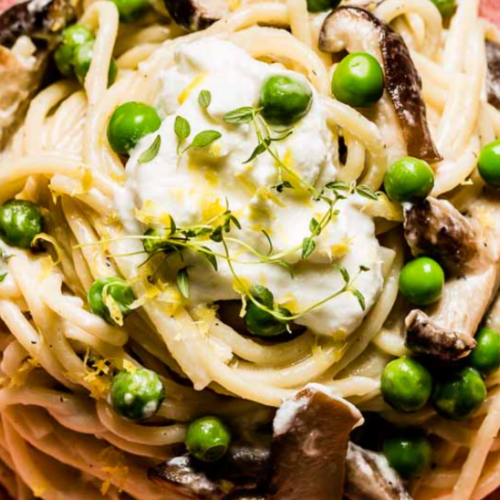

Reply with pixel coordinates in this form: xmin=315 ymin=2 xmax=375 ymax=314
xmin=163 ymin=0 xmax=228 ymax=31
xmin=148 ymin=456 xmax=227 ymax=500
xmin=486 ymin=40 xmax=500 ymax=111
xmin=405 ymin=309 xmax=477 ymax=360
xmin=319 ymin=7 xmax=441 ymax=164
xmin=269 ymin=384 xmax=363 ymax=500
xmin=404 ymin=197 xmax=481 ymax=275
xmin=404 ymin=193 xmax=500 ymax=360
xmin=0 ymin=0 xmax=74 ymax=48
xmin=0 ymin=0 xmax=74 ymax=148
xmin=345 ymin=442 xmax=412 ymax=500
xmin=148 ymin=440 xmax=271 ymax=499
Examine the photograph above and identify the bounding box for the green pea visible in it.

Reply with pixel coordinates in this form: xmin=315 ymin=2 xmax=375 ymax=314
xmin=111 ymin=368 xmax=165 ymax=421
xmin=429 ymin=0 xmax=456 ymax=18
xmin=0 ymin=200 xmax=43 ymax=249
xmin=384 ymin=157 xmax=435 ymax=203
xmin=478 ymin=139 xmax=500 ymax=188
xmin=432 ymin=367 xmax=486 ymax=420
xmin=381 ymin=357 xmax=432 ymax=412
xmin=260 ymin=75 xmax=313 ymax=126
xmin=399 ymin=257 xmax=445 ymax=306
xmin=185 ymin=416 xmax=231 ymax=463
xmin=244 ymin=286 xmax=291 ymax=337
xmin=332 ymin=52 xmax=384 ymax=108
xmin=383 ymin=431 xmax=432 ymax=479
xmin=109 ymin=0 xmax=149 ymax=22
xmin=88 ymin=277 xmax=135 ymax=325
xmin=54 ymin=24 xmax=94 ymax=76
xmin=469 ymin=327 xmax=500 ymax=375
xmin=306 ymin=0 xmax=341 ymax=12
xmin=74 ymin=41 xmax=118 ymax=86
xmin=107 ymin=102 xmax=161 ymax=156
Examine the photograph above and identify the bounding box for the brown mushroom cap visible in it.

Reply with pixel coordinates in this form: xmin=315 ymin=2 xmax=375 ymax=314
xmin=319 ymin=6 xmax=441 ymax=164
xmin=403 ymin=197 xmax=480 ymax=275
xmin=269 ymin=384 xmax=363 ymax=500
xmin=163 ymin=0 xmax=228 ymax=31
xmin=486 ymin=40 xmax=500 ymax=110
xmin=148 ymin=440 xmax=271 ymax=500
xmin=345 ymin=442 xmax=413 ymax=500
xmin=0 ymin=0 xmax=75 ymax=48
xmin=405 ymin=309 xmax=477 ymax=361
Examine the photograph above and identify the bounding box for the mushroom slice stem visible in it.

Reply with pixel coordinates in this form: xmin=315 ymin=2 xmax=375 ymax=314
xmin=319 ymin=7 xmax=441 ymax=164
xmin=269 ymin=384 xmax=363 ymax=500
xmin=404 ymin=194 xmax=500 ymax=360
xmin=163 ymin=0 xmax=228 ymax=31
xmin=403 ymin=197 xmax=480 ymax=275
xmin=345 ymin=442 xmax=413 ymax=500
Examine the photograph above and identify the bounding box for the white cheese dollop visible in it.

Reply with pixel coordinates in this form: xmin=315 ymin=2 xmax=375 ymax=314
xmin=117 ymin=38 xmax=384 ymax=337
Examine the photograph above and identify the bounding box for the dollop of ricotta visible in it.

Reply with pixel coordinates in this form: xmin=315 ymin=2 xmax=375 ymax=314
xmin=117 ymin=37 xmax=384 ymax=337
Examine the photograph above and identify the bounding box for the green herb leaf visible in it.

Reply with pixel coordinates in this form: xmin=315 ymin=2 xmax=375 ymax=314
xmin=309 ymin=218 xmax=321 ymax=235
xmin=198 ymin=247 xmax=218 ymax=271
xmin=198 ymin=90 xmax=212 ymax=109
xmin=0 ymin=273 xmax=7 ymax=283
xmin=210 ymin=226 xmax=223 ymax=243
xmin=359 ymin=265 xmax=370 ymax=272
xmin=262 ymin=229 xmax=273 ymax=256
xmin=229 ymin=215 xmax=241 ymax=230
xmin=326 ymin=180 xmax=350 ymax=192
xmin=175 ymin=116 xmax=191 ymax=153
xmin=352 ymin=289 xmax=366 ymax=310
xmin=184 ymin=227 xmax=213 ymax=238
xmin=138 ymin=135 xmax=161 ymax=164
xmin=189 ymin=130 xmax=222 ymax=149
xmin=302 ymin=237 xmax=316 ymax=259
xmin=223 ymin=107 xmax=255 ymax=124
xmin=168 ymin=215 xmax=177 ymax=236
xmin=273 ymin=180 xmax=293 ymax=193
xmin=244 ymin=140 xmax=269 ymax=164
xmin=356 ymin=185 xmax=379 ymax=201
xmin=176 ymin=267 xmax=190 ymax=298
xmin=270 ymin=129 xmax=293 ymax=143
xmin=334 ymin=264 xmax=350 ymax=284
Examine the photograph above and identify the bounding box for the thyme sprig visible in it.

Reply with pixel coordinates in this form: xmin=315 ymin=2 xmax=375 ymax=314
xmin=224 ymin=106 xmax=314 ymax=194
xmin=220 ymin=233 xmax=369 ymax=322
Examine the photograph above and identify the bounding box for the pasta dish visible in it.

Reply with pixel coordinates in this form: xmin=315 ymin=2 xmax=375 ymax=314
xmin=0 ymin=0 xmax=500 ymax=498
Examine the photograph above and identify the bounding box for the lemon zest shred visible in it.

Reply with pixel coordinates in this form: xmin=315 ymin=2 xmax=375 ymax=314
xmin=32 ymin=233 xmax=62 ymax=267
xmin=38 ymin=255 xmax=54 ymax=281
xmin=192 ymin=304 xmax=217 ymax=336
xmin=33 ymin=483 xmax=49 ymax=497
xmin=122 ymin=360 xmax=137 ymax=373
xmin=178 ymin=74 xmax=208 ymax=105
xmin=9 ymin=358 xmax=40 ymax=388
xmin=99 ymin=447 xmax=129 ymax=495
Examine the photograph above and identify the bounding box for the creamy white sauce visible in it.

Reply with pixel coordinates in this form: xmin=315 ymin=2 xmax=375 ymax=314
xmin=117 ymin=38 xmax=384 ymax=337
